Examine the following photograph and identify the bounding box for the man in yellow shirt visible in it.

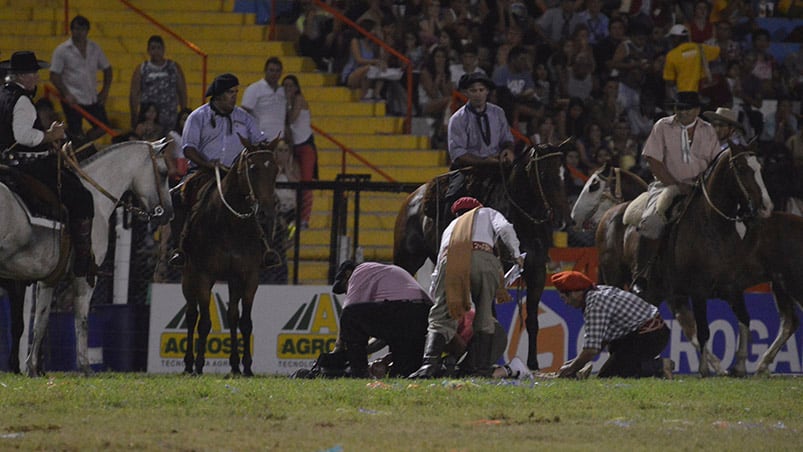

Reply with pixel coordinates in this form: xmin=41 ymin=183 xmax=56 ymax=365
xmin=663 ymin=24 xmax=720 ymax=100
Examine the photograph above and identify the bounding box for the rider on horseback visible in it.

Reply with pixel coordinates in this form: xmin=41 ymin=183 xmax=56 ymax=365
xmin=167 ymin=73 xmax=267 ymax=267
xmin=443 ymin=73 xmax=515 ymax=219
xmin=0 ymin=51 xmax=95 ymax=285
xmin=632 ymin=92 xmax=720 ymax=296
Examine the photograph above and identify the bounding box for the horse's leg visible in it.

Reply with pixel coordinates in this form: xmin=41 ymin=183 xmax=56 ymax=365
xmin=65 ymin=279 xmax=93 ymax=375
xmin=728 ymin=295 xmax=750 ymax=377
xmin=226 ymin=282 xmax=243 ymax=377
xmin=756 ymin=280 xmax=801 ymax=375
xmin=691 ymin=296 xmax=725 ymax=377
xmin=181 ymin=271 xmax=211 ymax=375
xmin=6 ymin=281 xmax=26 ymax=374
xmin=524 ymin=261 xmax=546 ymax=371
xmin=193 ymin=280 xmax=214 ymax=376
xmin=670 ymin=298 xmax=708 ymax=375
xmin=239 ymin=283 xmax=258 ymax=377
xmin=25 ymin=283 xmax=55 ymax=377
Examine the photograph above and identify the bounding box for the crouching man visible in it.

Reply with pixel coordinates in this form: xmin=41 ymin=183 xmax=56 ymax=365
xmin=331 ymin=261 xmax=433 ymax=378
xmin=552 ymin=271 xmax=674 ymax=379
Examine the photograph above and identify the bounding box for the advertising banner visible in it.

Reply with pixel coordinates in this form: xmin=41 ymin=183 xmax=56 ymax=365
xmin=147 ymin=283 xmax=803 ymax=375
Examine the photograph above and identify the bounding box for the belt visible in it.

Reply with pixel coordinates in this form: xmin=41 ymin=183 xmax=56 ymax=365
xmin=472 ymin=241 xmax=494 ymax=253
xmin=638 ymin=315 xmax=665 ymax=334
xmin=382 ymin=298 xmax=432 ymax=305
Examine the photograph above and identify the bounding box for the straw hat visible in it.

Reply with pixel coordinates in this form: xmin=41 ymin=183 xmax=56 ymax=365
xmin=703 ymin=107 xmax=744 ymax=131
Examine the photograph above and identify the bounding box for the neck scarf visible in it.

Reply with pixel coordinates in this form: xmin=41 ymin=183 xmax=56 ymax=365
xmin=468 ymin=103 xmax=491 ymax=146
xmin=680 ymin=119 xmax=696 ymax=163
xmin=209 ymin=101 xmax=233 ymax=134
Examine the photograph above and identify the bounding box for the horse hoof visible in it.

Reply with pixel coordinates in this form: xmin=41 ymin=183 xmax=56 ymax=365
xmin=243 ymin=369 xmax=254 ymax=377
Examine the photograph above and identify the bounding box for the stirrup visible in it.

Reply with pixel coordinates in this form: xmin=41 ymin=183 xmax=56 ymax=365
xmin=262 ymin=249 xmax=283 ymax=269
xmin=168 ymin=250 xmax=185 ymax=268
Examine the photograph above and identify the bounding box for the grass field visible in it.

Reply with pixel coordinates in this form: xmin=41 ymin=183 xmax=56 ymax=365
xmin=0 ymin=373 xmax=800 ymax=451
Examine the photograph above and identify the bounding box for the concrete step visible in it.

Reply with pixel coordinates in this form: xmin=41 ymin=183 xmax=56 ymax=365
xmin=45 ymin=0 xmax=237 ymax=13
xmin=313 ymin=134 xmax=430 ymax=150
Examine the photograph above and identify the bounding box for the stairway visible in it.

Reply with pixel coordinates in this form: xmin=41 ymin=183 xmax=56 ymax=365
xmin=0 ymin=0 xmax=449 ymax=284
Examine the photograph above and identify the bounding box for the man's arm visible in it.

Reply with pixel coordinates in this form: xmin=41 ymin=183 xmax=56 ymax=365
xmin=174 ymin=61 xmax=188 ymax=111
xmin=646 ymin=156 xmax=683 ymax=188
xmin=183 ymin=146 xmax=216 ymax=170
xmin=99 ymin=66 xmax=113 ymax=105
xmin=558 ymin=347 xmax=599 ymax=378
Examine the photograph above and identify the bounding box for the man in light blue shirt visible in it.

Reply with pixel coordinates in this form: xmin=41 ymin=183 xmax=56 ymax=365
xmin=168 ymin=73 xmax=265 ymax=267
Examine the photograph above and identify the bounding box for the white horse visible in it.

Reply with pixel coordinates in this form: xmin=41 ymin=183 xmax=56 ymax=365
xmin=570 ymin=163 xmax=648 ymax=231
xmin=0 ymin=140 xmax=173 ymax=376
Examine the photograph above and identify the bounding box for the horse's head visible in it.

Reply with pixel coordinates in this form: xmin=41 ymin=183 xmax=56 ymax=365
xmin=518 ymin=139 xmax=572 ymax=230
xmin=234 ymin=136 xmax=279 ymax=219
xmin=705 ymin=141 xmax=773 ymax=222
xmin=571 ymin=163 xmax=613 ymax=230
xmin=125 ymin=140 xmax=174 ymax=225
xmin=571 ymin=162 xmax=648 ymax=231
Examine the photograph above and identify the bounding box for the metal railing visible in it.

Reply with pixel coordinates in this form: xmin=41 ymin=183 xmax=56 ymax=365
xmin=44 ymin=84 xmax=120 ymax=138
xmin=311 ymin=124 xmax=397 ymax=183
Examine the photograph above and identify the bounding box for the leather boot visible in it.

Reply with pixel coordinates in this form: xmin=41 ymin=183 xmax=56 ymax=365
xmin=461 ymin=332 xmax=496 ymax=377
xmin=71 ymin=218 xmax=96 ymax=287
xmin=408 ymin=332 xmax=447 ymax=379
xmin=167 ymin=199 xmax=186 ymax=268
xmin=632 ymin=236 xmax=659 ymax=298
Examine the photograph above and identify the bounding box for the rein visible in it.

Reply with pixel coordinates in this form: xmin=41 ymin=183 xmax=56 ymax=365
xmin=699 ymin=150 xmax=754 ymax=222
xmin=58 ymin=142 xmax=167 ymax=221
xmin=215 ymin=149 xmax=274 ymax=219
xmin=500 ymin=147 xmax=563 ymax=226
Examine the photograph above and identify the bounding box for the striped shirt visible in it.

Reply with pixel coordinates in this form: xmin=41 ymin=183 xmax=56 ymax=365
xmin=582 ymin=285 xmax=659 ymax=350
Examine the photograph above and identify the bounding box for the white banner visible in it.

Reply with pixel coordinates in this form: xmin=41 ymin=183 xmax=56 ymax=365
xmin=148 ymin=284 xmax=343 ymax=375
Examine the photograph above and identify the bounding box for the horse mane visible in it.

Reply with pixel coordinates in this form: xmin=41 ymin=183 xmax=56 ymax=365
xmin=79 ymin=140 xmax=150 ymax=167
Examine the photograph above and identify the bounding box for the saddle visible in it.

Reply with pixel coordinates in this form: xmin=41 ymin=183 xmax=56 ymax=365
xmin=421 ymin=166 xmax=503 ymax=219
xmin=0 ymin=164 xmax=66 ymax=223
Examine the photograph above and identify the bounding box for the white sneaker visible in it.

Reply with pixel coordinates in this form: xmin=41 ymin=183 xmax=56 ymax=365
xmin=506 ymin=357 xmax=532 ymax=380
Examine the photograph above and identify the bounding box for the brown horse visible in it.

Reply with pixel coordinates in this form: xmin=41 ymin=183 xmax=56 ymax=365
xmin=597 ymin=143 xmax=776 ymax=376
xmin=394 ymin=142 xmax=572 ymax=370
xmin=180 ymin=139 xmax=278 ymax=376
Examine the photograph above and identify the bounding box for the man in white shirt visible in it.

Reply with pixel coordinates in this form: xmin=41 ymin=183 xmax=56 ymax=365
xmin=241 ymin=56 xmax=286 ymax=141
xmin=50 ymin=15 xmax=112 ymax=142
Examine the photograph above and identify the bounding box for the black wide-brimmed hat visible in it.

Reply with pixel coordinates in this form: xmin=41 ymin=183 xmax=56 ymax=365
xmin=205 ymin=73 xmax=239 ymax=97
xmin=668 ymin=91 xmax=701 ymax=110
xmin=458 ymin=72 xmax=495 ymax=91
xmin=332 ymin=260 xmax=357 ymax=294
xmin=0 ymin=51 xmax=49 ymax=73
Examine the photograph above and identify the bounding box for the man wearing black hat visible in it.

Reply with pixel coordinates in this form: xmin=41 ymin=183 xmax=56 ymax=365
xmin=631 ymin=91 xmax=719 ymax=295
xmin=167 ymin=73 xmax=266 ymax=267
xmin=329 ymin=261 xmax=432 ymax=378
xmin=441 ymin=72 xmax=514 ymax=221
xmin=0 ymin=51 xmax=96 ymax=284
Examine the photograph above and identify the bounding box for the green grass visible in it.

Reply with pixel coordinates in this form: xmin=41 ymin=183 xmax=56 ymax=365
xmin=0 ymin=373 xmax=800 ymax=451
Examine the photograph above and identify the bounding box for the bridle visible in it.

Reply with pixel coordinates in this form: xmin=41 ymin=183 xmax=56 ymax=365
xmin=59 ymin=142 xmax=168 ymax=222
xmin=700 ymin=149 xmax=759 ymax=222
xmin=215 ymin=148 xmax=275 ymax=219
xmin=501 ymin=145 xmax=564 ymax=225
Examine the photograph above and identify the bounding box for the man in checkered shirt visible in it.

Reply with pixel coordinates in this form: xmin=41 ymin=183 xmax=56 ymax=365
xmin=552 ymin=271 xmax=673 ymax=379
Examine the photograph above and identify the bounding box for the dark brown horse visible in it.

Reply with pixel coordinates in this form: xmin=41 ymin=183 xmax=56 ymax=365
xmin=394 ymin=142 xmax=572 ymax=370
xmin=180 ymin=140 xmax=278 ymax=376
xmin=597 ymin=143 xmax=776 ymax=376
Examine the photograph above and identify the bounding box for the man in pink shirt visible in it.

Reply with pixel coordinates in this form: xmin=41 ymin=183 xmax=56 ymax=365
xmin=633 ymin=91 xmax=719 ymax=295
xmin=331 ymin=261 xmax=433 ymax=378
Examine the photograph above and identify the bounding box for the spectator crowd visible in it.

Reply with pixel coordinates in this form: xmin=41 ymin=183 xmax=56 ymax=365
xmin=293 ymin=0 xmax=801 ymax=208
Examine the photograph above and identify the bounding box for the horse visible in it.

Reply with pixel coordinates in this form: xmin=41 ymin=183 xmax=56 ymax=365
xmin=180 ymin=139 xmax=278 ymax=376
xmin=596 ymin=142 xmax=776 ymax=376
xmin=570 ymin=162 xmax=648 ymax=232
xmin=0 ymin=140 xmax=173 ymax=376
xmin=394 ymin=142 xmax=572 ymax=371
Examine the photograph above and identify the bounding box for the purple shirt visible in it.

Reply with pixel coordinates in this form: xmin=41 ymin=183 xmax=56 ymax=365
xmin=344 ymin=263 xmax=431 ymax=307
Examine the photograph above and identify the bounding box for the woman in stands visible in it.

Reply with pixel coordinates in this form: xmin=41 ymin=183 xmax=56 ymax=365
xmin=283 ymin=74 xmax=317 ymax=230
